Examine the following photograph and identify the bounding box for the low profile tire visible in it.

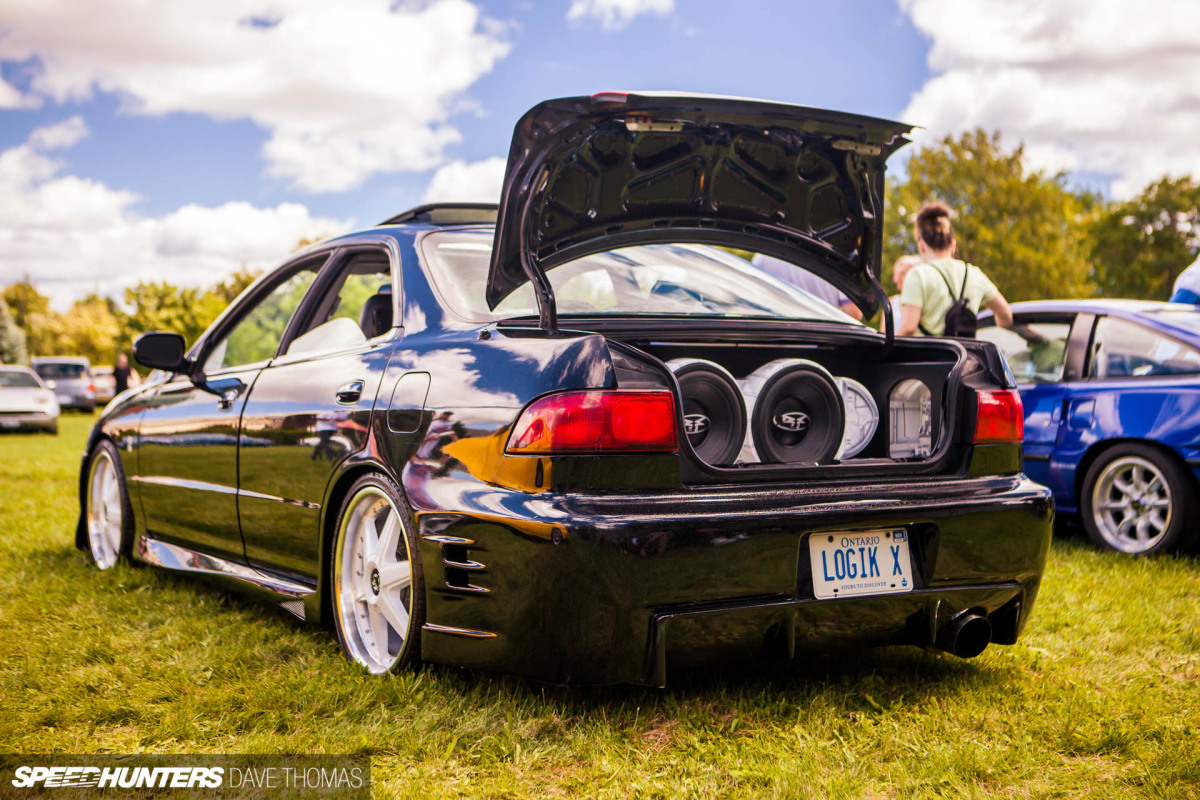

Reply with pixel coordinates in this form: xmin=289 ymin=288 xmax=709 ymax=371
xmin=1081 ymin=444 xmax=1198 ymax=555
xmin=85 ymin=440 xmax=133 ymax=569
xmin=331 ymin=473 xmax=424 ymax=673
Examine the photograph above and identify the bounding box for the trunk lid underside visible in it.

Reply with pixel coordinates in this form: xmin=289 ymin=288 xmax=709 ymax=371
xmin=487 ymin=92 xmax=914 ymax=326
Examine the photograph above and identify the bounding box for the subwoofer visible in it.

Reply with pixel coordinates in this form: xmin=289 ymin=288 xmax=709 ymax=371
xmin=739 ymin=359 xmax=845 ymax=464
xmin=667 ymin=359 xmax=747 ymax=465
xmin=834 ymin=377 xmax=879 ymax=460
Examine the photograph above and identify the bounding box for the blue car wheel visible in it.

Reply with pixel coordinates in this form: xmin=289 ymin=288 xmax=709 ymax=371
xmin=1081 ymin=444 xmax=1199 ymax=555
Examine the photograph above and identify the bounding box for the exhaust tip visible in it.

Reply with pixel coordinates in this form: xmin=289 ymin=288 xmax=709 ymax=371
xmin=939 ymin=613 xmax=991 ymax=659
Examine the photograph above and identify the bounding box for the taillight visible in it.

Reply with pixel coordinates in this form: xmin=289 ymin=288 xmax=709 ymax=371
xmin=506 ymin=391 xmax=678 ymax=454
xmin=973 ymin=390 xmax=1024 ymax=444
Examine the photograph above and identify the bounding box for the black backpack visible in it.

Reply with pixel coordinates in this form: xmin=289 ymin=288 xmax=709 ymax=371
xmin=919 ymin=263 xmax=977 ymax=338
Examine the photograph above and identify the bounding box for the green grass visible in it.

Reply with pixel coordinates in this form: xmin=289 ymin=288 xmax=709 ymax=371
xmin=1 ymin=416 xmax=1199 ymax=798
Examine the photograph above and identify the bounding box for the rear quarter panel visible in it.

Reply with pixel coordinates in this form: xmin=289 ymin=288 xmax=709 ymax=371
xmin=1050 ymin=378 xmax=1200 ymax=513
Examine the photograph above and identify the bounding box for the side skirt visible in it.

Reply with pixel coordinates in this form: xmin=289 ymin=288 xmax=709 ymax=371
xmin=136 ymin=536 xmax=316 ymax=620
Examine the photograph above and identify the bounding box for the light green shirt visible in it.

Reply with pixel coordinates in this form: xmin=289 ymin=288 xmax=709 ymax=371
xmin=899 ymin=259 xmax=998 ymax=336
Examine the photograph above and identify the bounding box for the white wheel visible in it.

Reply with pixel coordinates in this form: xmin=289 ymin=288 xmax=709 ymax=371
xmin=86 ymin=443 xmax=128 ymax=569
xmin=332 ymin=476 xmax=422 ymax=673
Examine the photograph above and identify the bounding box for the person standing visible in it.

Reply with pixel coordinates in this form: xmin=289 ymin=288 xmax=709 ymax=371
xmin=750 ymin=253 xmax=864 ymax=319
xmin=1170 ymin=254 xmax=1200 ymax=304
xmin=112 ymin=353 xmax=132 ymax=395
xmin=882 ymin=254 xmax=922 ymax=331
xmin=896 ymin=202 xmax=1012 ymax=336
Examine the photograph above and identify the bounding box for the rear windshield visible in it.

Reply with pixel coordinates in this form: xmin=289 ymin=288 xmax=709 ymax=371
xmin=421 ymin=231 xmax=858 ymax=325
xmin=34 ymin=362 xmax=87 ymax=379
xmin=0 ymin=370 xmax=42 ymax=388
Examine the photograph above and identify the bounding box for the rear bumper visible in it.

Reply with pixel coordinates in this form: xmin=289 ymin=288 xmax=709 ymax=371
xmin=411 ymin=473 xmax=1054 ymax=685
xmin=57 ymin=397 xmax=94 ymax=410
xmin=0 ymin=412 xmax=57 ymax=431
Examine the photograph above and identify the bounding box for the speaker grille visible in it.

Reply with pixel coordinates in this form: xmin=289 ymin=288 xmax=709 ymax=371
xmin=667 ymin=359 xmax=748 ymax=466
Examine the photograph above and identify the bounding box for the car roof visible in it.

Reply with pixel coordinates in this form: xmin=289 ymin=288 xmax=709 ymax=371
xmin=982 ymin=298 xmax=1200 ymax=341
xmin=0 ymin=365 xmax=37 ymax=373
xmin=1006 ymin=299 xmax=1187 ymax=314
xmin=31 ymin=356 xmax=90 ymax=364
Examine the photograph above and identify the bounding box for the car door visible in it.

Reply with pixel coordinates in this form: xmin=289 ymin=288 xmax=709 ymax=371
xmin=136 ymin=256 xmax=327 ymax=562
xmin=237 ymin=246 xmax=398 ymax=581
xmin=977 ymin=314 xmax=1089 ymax=488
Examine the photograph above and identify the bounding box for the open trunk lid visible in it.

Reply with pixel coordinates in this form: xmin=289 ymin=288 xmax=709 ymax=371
xmin=487 ymin=92 xmax=913 ymax=329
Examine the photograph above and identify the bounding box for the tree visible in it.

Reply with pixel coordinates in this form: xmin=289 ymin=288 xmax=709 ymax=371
xmin=211 ymin=267 xmax=262 ymax=304
xmin=0 ymin=299 xmax=27 ymax=364
xmin=883 ymin=130 xmax=1095 ymax=301
xmin=121 ymin=281 xmax=225 ymax=349
xmin=54 ymin=297 xmax=122 ymax=364
xmin=2 ymin=277 xmax=51 ymax=351
xmin=1090 ymin=177 xmax=1200 ymax=300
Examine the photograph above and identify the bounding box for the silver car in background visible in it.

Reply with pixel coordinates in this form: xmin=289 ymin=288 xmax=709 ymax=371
xmin=0 ymin=366 xmax=59 ymax=433
xmin=32 ymin=356 xmax=95 ymax=413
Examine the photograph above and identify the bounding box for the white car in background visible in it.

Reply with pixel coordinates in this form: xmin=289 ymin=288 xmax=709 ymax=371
xmin=0 ymin=365 xmax=59 ymax=433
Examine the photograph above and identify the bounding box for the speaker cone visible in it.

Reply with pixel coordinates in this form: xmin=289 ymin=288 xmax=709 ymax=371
xmin=834 ymin=377 xmax=879 ymax=460
xmin=667 ymin=359 xmax=747 ymax=465
xmin=741 ymin=359 xmax=845 ymax=464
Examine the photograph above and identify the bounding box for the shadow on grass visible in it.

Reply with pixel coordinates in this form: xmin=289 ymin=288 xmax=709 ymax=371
xmin=411 ymin=641 xmax=1012 ymax=727
xmin=11 ymin=542 xmax=1080 ymax=725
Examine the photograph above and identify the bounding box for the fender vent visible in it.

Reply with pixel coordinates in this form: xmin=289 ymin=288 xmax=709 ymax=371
xmin=280 ymin=600 xmax=306 ymax=620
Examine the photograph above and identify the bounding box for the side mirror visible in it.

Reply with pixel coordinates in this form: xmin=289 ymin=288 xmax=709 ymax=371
xmin=133 ymin=332 xmax=187 ymax=372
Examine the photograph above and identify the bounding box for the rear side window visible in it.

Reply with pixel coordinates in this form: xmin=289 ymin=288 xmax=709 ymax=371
xmin=284 ymin=251 xmax=394 ymax=356
xmin=978 ymin=321 xmax=1071 ymax=384
xmin=1091 ymin=316 xmax=1200 ymax=378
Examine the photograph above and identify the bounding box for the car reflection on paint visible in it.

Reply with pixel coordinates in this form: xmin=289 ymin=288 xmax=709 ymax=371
xmin=76 ymin=93 xmax=1052 ymax=685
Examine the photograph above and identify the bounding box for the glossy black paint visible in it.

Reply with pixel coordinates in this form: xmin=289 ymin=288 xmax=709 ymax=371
xmin=137 ymin=370 xmax=258 ymax=564
xmin=237 ymin=340 xmax=390 ymax=582
xmin=132 ymin=331 xmax=186 ymax=372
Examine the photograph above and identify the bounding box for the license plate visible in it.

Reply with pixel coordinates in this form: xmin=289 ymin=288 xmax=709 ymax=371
xmin=1 ymin=419 xmax=17 ymax=428
xmin=56 ymin=394 xmax=71 ymax=404
xmin=810 ymin=529 xmax=913 ymax=599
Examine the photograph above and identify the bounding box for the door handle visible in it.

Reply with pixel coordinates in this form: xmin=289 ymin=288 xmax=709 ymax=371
xmin=336 ymin=380 xmax=364 ymax=405
xmin=217 ymin=388 xmax=240 ymax=411
xmin=206 ymin=377 xmax=246 ymax=411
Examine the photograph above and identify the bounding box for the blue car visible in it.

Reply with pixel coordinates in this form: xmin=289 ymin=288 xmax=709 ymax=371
xmin=979 ymin=300 xmax=1200 ymax=554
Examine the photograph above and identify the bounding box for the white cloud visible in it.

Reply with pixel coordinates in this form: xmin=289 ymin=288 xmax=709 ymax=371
xmin=0 ymin=74 xmax=36 ymax=109
xmin=422 ymin=157 xmax=506 ymax=203
xmin=0 ymin=119 xmax=350 ymax=308
xmin=27 ymin=115 xmax=88 ymax=150
xmin=899 ymin=0 xmax=1200 ymax=198
xmin=0 ymin=0 xmax=511 ymax=192
xmin=567 ymin=0 xmax=673 ymax=31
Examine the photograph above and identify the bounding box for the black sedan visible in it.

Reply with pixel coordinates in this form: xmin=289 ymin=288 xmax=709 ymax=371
xmin=78 ymin=94 xmax=1052 ymax=685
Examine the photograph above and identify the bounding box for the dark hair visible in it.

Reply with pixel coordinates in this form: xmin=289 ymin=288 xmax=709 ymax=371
xmin=915 ymin=201 xmax=955 ymax=251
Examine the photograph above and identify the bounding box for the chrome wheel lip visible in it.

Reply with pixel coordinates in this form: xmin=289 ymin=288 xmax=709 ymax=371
xmin=334 ymin=486 xmax=414 ymax=674
xmin=86 ymin=449 xmax=122 ymax=569
xmin=1091 ymin=455 xmax=1172 ymax=554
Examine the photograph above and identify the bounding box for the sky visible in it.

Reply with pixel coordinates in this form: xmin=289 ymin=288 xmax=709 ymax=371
xmin=1 ymin=0 xmax=1199 ymax=307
